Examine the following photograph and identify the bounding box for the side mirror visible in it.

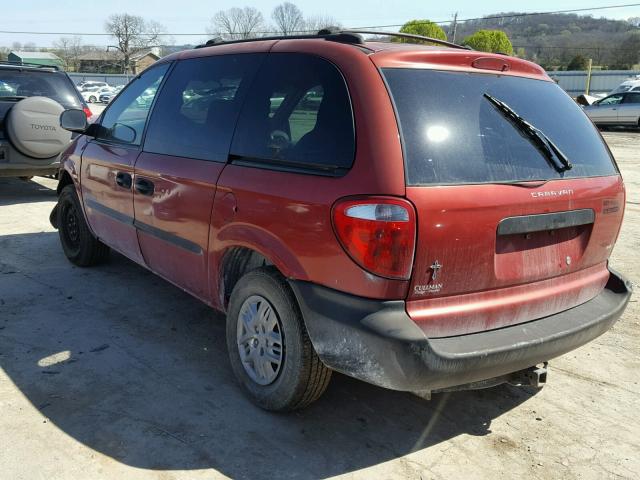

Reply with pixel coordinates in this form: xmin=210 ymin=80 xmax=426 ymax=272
xmin=60 ymin=109 xmax=88 ymax=133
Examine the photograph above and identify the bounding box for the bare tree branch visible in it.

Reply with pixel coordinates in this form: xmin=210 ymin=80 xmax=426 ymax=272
xmin=53 ymin=36 xmax=84 ymax=71
xmin=105 ymin=14 xmax=165 ymax=73
xmin=304 ymin=15 xmax=342 ymax=34
xmin=209 ymin=7 xmax=265 ymax=40
xmin=272 ymin=2 xmax=304 ymax=36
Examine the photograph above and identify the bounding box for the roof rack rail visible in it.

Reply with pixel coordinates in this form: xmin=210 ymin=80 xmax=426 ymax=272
xmin=0 ymin=60 xmax=60 ymax=70
xmin=342 ymin=30 xmax=471 ymax=50
xmin=194 ymin=29 xmax=468 ymax=50
xmin=195 ymin=29 xmax=364 ymax=49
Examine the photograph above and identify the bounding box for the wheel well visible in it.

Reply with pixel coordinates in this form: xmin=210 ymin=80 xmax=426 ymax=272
xmin=220 ymin=247 xmax=272 ymax=309
xmin=56 ymin=170 xmax=73 ymax=195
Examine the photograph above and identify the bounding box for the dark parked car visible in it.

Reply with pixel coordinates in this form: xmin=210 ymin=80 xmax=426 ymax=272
xmin=0 ymin=61 xmax=91 ymax=178
xmin=51 ymin=31 xmax=631 ymax=411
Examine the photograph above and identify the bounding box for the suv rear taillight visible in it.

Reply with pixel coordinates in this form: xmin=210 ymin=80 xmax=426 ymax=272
xmin=83 ymin=106 xmax=92 ymax=118
xmin=332 ymin=197 xmax=416 ymax=280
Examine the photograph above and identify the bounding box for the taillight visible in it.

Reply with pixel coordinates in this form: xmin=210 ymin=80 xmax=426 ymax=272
xmin=332 ymin=197 xmax=416 ymax=280
xmin=82 ymin=106 xmax=92 ymax=119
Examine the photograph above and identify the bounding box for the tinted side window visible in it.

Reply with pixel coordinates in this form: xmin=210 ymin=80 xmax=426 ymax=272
xmin=144 ymin=54 xmax=263 ymax=161
xmin=97 ymin=64 xmax=169 ymax=146
xmin=599 ymin=94 xmax=623 ymax=105
xmin=230 ymin=54 xmax=355 ymax=174
xmin=623 ymin=93 xmax=640 ymax=104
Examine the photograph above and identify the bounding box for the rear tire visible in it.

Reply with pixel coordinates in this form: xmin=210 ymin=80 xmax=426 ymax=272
xmin=57 ymin=184 xmax=109 ymax=266
xmin=88 ymin=96 xmax=96 ymax=103
xmin=226 ymin=267 xmax=332 ymax=411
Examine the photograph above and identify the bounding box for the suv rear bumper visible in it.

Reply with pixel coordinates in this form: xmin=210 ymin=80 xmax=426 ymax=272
xmin=289 ymin=268 xmax=632 ymax=392
xmin=0 ymin=162 xmax=60 ymax=178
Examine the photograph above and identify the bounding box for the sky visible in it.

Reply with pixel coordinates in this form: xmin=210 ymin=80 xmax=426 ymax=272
xmin=2 ymin=0 xmax=639 ymax=48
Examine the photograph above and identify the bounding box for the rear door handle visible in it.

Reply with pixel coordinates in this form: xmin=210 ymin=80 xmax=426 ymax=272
xmin=134 ymin=177 xmax=154 ymax=196
xmin=115 ymin=172 xmax=132 ymax=189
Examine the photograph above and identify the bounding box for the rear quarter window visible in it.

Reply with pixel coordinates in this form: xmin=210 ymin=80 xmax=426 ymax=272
xmin=144 ymin=54 xmax=263 ymax=162
xmin=230 ymin=53 xmax=355 ymax=175
xmin=382 ymin=69 xmax=618 ymax=185
xmin=0 ymin=69 xmax=81 ymax=108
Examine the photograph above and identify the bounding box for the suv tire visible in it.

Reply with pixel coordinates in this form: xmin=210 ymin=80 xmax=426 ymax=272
xmin=226 ymin=267 xmax=332 ymax=411
xmin=57 ymin=184 xmax=110 ymax=266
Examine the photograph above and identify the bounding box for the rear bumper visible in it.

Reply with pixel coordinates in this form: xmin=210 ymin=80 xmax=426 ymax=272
xmin=289 ymin=268 xmax=632 ymax=392
xmin=0 ymin=162 xmax=60 ymax=177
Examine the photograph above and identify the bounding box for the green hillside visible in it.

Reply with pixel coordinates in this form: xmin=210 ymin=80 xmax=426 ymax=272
xmin=452 ymin=13 xmax=640 ymax=70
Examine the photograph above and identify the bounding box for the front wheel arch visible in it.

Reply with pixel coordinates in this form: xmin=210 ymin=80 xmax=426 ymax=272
xmin=56 ymin=169 xmax=74 ymax=195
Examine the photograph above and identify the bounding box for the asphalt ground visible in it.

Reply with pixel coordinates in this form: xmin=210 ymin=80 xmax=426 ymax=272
xmin=0 ymin=131 xmax=638 ymax=479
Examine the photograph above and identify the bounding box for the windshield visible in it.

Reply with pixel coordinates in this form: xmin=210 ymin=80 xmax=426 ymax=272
xmin=382 ymin=69 xmax=617 ymax=185
xmin=611 ymin=84 xmax=634 ymax=94
xmin=0 ymin=69 xmax=82 ymax=107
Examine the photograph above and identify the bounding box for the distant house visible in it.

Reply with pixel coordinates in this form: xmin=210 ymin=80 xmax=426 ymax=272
xmin=76 ymin=49 xmax=160 ymax=74
xmin=129 ymin=50 xmax=160 ymax=73
xmin=8 ymin=51 xmax=64 ymax=69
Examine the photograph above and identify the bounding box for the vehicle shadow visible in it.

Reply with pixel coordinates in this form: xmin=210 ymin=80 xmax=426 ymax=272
xmin=0 ymin=231 xmax=538 ymax=479
xmin=0 ymin=177 xmax=57 ymax=206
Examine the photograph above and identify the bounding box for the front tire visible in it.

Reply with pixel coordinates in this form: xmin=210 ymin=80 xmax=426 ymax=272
xmin=226 ymin=267 xmax=332 ymax=411
xmin=57 ymin=184 xmax=109 ymax=266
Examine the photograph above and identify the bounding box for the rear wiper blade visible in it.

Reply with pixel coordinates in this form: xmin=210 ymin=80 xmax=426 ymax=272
xmin=484 ymin=93 xmax=572 ymax=173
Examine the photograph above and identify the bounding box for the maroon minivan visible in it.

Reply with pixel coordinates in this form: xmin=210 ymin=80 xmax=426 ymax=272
xmin=52 ymin=31 xmax=631 ymax=411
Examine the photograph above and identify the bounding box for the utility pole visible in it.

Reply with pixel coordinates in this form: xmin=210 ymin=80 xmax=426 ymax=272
xmin=451 ymin=12 xmax=458 ymax=43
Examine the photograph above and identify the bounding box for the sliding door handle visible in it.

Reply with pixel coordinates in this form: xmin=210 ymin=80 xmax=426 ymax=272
xmin=134 ymin=177 xmax=155 ymax=196
xmin=115 ymin=172 xmax=132 ymax=189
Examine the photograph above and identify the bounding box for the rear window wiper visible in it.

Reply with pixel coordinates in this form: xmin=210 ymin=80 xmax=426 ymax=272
xmin=484 ymin=93 xmax=572 ymax=173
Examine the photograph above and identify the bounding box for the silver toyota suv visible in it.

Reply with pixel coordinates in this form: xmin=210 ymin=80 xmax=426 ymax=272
xmin=0 ymin=61 xmax=90 ymax=178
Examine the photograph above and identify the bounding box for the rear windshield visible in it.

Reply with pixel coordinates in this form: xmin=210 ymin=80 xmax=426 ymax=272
xmin=382 ymin=69 xmax=617 ymax=185
xmin=0 ymin=69 xmax=81 ymax=108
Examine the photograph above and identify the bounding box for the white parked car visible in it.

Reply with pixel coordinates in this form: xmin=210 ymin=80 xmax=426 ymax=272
xmin=583 ymin=91 xmax=640 ymax=127
xmin=81 ymin=86 xmax=113 ymax=103
xmin=99 ymin=84 xmax=124 ymax=103
xmin=609 ymin=75 xmax=640 ymax=95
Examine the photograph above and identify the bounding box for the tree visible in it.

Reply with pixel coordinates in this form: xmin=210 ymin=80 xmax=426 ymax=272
xmin=105 ymin=14 xmax=165 ymax=73
xmin=53 ymin=36 xmax=84 ymax=71
xmin=304 ymin=15 xmax=341 ymax=34
xmin=209 ymin=7 xmax=265 ymax=40
xmin=566 ymin=54 xmax=588 ymax=71
xmin=394 ymin=19 xmax=447 ymax=43
xmin=272 ymin=2 xmax=304 ymax=36
xmin=463 ymin=30 xmax=513 ymax=55
xmin=610 ymin=33 xmax=640 ymax=69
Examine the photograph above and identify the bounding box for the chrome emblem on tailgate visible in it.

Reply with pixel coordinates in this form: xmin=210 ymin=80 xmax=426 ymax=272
xmin=531 ymin=189 xmax=574 ymax=198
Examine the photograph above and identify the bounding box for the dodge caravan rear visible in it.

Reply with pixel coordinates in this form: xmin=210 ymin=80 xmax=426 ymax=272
xmin=53 ymin=31 xmax=631 ymax=411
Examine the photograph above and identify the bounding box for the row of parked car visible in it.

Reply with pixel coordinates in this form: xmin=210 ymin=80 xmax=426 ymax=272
xmin=76 ymin=80 xmax=124 ymax=104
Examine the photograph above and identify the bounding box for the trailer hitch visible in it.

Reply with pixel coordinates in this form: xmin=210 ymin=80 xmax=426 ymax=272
xmin=508 ymin=362 xmax=548 ymax=388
